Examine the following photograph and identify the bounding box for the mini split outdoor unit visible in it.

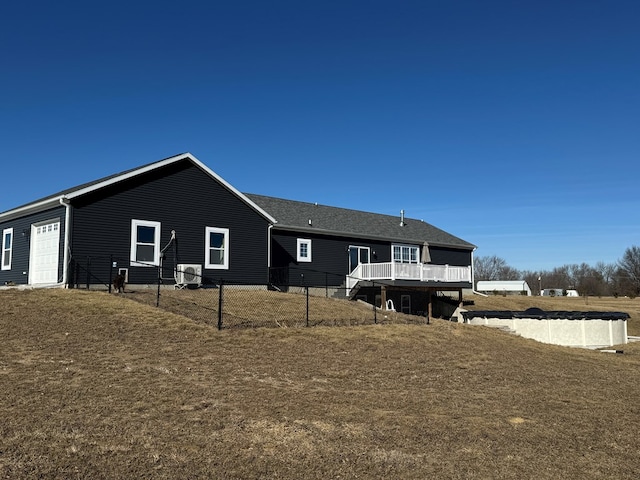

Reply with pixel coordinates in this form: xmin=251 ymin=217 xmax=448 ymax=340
xmin=175 ymin=264 xmax=202 ymax=286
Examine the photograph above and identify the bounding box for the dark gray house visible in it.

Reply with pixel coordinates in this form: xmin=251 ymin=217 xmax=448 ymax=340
xmin=247 ymin=194 xmax=475 ymax=315
xmin=0 ymin=153 xmax=476 ymax=316
xmin=0 ymin=153 xmax=276 ymax=289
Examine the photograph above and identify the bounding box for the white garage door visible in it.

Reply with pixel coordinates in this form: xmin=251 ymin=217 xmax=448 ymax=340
xmin=29 ymin=221 xmax=61 ymax=284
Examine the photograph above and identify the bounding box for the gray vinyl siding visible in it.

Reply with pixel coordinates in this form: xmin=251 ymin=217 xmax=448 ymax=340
xmin=0 ymin=206 xmax=67 ymax=285
xmin=69 ymin=161 xmax=270 ymax=286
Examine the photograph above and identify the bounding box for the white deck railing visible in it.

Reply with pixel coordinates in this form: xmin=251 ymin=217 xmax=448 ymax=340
xmin=347 ymin=262 xmax=472 ymax=290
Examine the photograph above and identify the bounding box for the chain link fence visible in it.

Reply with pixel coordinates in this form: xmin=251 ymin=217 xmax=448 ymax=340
xmin=69 ymin=255 xmax=439 ymax=329
xmin=132 ymin=282 xmax=431 ymax=329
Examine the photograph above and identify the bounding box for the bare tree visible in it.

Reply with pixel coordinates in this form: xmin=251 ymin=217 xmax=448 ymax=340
xmin=522 ymin=270 xmax=542 ymax=295
xmin=618 ymin=246 xmax=640 ymax=296
xmin=611 ymin=266 xmax=630 ymax=297
xmin=575 ymin=264 xmax=605 ymax=296
xmin=546 ymin=265 xmax=572 ymax=291
xmin=500 ymin=266 xmax=521 ymax=281
xmin=474 ymin=255 xmax=510 ymax=282
xmin=594 ymin=261 xmax=617 ymax=295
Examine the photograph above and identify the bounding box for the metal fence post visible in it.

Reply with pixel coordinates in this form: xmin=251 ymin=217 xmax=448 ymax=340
xmin=325 ymin=273 xmax=328 ymax=298
xmin=109 ymin=255 xmax=114 ymax=294
xmin=218 ymin=279 xmax=224 ymax=330
xmin=74 ymin=258 xmax=80 ymax=289
xmin=86 ymin=256 xmax=91 ymax=290
xmin=305 ymin=286 xmax=309 ymax=327
xmin=373 ymin=281 xmax=377 ymax=324
xmin=156 ymin=266 xmax=161 ymax=307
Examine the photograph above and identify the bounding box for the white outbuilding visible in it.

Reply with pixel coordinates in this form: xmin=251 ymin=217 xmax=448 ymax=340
xmin=476 ymin=280 xmax=532 ymax=296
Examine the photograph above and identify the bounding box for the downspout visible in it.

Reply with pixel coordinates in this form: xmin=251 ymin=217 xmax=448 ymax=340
xmin=59 ymin=197 xmax=71 ymax=288
xmin=471 ymin=247 xmax=475 ymax=289
xmin=470 ymin=247 xmax=487 ymax=296
xmin=267 ymin=224 xmax=273 ymax=281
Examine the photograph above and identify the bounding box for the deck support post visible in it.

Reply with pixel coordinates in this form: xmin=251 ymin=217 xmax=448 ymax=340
xmin=381 ymin=285 xmax=387 ymax=311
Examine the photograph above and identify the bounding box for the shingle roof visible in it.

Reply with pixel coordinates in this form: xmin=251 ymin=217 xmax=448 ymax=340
xmin=246 ymin=194 xmax=475 ymax=249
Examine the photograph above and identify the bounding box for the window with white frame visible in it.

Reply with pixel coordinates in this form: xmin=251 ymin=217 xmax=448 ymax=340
xmin=205 ymin=227 xmax=229 ymax=269
xmin=2 ymin=228 xmax=13 ymax=270
xmin=130 ymin=219 xmax=161 ymax=266
xmin=392 ymin=244 xmax=419 ymax=264
xmin=297 ymin=238 xmax=312 ymax=262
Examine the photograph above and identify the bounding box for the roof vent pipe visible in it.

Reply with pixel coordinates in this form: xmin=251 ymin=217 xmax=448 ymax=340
xmin=400 ymin=209 xmax=405 ymax=227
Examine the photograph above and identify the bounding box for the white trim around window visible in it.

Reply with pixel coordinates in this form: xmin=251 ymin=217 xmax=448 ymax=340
xmin=130 ymin=219 xmax=161 ymax=267
xmin=2 ymin=228 xmax=13 ymax=270
xmin=297 ymin=238 xmax=312 ymax=262
xmin=392 ymin=244 xmax=419 ymax=264
xmin=205 ymin=226 xmax=229 ymax=269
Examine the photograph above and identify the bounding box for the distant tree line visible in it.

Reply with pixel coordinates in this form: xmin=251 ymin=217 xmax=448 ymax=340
xmin=474 ymin=245 xmax=640 ymax=298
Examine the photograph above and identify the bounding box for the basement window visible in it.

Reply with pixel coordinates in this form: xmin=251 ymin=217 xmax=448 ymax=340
xmin=130 ymin=219 xmax=161 ymax=267
xmin=1 ymin=228 xmax=13 ymax=270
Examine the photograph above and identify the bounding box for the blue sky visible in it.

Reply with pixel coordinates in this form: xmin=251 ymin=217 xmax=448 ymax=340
xmin=1 ymin=0 xmax=638 ymax=272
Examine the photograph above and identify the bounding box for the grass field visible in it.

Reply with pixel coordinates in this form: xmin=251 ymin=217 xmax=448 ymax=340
xmin=1 ymin=289 xmax=639 ymax=479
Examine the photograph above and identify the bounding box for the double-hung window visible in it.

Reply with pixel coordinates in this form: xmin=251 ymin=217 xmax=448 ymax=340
xmin=297 ymin=238 xmax=312 ymax=262
xmin=130 ymin=219 xmax=161 ymax=266
xmin=392 ymin=244 xmax=419 ymax=264
xmin=1 ymin=228 xmax=13 ymax=270
xmin=205 ymin=227 xmax=229 ymax=269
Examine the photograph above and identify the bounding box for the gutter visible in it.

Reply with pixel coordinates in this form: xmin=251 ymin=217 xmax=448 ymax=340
xmin=0 ymin=197 xmax=62 ymax=223
xmin=470 ymin=247 xmax=480 ymax=295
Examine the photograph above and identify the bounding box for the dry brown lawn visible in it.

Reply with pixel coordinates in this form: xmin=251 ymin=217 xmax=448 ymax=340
xmin=1 ymin=289 xmax=639 ymax=479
